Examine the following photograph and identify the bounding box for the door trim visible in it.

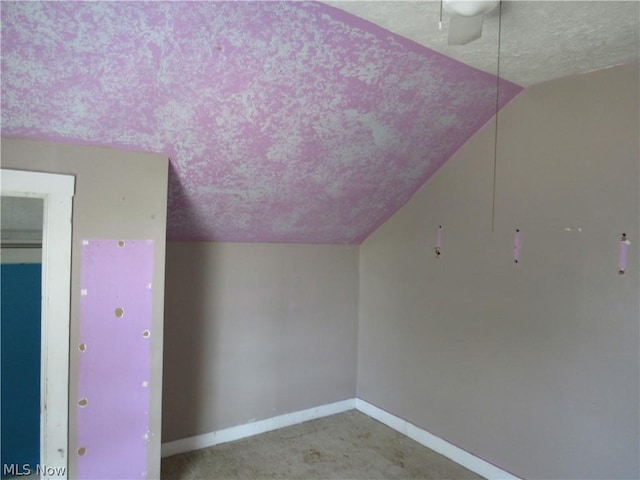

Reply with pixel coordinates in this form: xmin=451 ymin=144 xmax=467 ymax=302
xmin=2 ymin=169 xmax=75 ymax=479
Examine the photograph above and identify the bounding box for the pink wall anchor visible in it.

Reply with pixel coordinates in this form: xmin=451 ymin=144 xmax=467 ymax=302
xmin=619 ymin=233 xmax=629 ymax=275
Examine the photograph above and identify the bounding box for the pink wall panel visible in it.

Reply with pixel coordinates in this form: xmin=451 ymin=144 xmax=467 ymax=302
xmin=78 ymin=239 xmax=154 ymax=479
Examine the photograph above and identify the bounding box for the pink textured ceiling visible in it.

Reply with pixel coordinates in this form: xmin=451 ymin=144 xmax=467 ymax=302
xmin=1 ymin=1 xmax=521 ymax=244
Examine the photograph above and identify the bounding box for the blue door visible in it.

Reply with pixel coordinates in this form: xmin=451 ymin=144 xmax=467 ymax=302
xmin=1 ymin=263 xmax=41 ymax=478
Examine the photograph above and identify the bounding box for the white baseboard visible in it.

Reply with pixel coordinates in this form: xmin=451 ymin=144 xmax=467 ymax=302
xmin=161 ymin=397 xmax=520 ymax=480
xmin=161 ymin=398 xmax=356 ymax=458
xmin=355 ymin=399 xmax=521 ymax=480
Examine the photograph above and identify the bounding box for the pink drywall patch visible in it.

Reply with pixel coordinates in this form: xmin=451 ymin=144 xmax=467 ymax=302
xmin=78 ymin=239 xmax=154 ymax=479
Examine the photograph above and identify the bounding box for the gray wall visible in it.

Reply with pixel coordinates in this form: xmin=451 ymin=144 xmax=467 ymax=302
xmin=1 ymin=138 xmax=169 ymax=479
xmin=358 ymin=62 xmax=640 ymax=479
xmin=162 ymin=242 xmax=359 ymax=442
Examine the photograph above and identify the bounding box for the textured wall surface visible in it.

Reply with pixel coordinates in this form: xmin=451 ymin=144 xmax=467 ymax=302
xmin=357 ymin=63 xmax=639 ymax=479
xmin=1 ymin=1 xmax=521 ymax=244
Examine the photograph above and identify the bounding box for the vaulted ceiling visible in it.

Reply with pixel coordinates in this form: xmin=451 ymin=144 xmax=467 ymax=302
xmin=326 ymin=1 xmax=640 ymax=87
xmin=1 ymin=2 xmax=637 ymax=244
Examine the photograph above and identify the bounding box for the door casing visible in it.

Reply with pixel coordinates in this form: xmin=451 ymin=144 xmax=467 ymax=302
xmin=1 ymin=169 xmax=74 ymax=479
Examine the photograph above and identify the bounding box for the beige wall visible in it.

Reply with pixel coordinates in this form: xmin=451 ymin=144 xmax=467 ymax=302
xmin=358 ymin=62 xmax=640 ymax=479
xmin=162 ymin=242 xmax=359 ymax=442
xmin=1 ymin=138 xmax=169 ymax=479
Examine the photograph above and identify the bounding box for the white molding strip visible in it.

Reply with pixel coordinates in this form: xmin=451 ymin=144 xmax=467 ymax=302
xmin=161 ymin=398 xmax=356 ymax=458
xmin=161 ymin=397 xmax=519 ymax=480
xmin=355 ymin=399 xmax=521 ymax=480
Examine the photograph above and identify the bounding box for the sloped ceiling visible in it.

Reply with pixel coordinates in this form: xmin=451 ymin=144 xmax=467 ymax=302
xmin=3 ymin=1 xmax=524 ymax=243
xmin=326 ymin=1 xmax=640 ymax=87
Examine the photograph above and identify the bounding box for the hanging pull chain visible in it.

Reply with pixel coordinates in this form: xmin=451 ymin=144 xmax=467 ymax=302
xmin=491 ymin=1 xmax=503 ymax=232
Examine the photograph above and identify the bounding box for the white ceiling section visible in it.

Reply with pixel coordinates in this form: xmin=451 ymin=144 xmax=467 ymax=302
xmin=323 ymin=1 xmax=640 ymax=87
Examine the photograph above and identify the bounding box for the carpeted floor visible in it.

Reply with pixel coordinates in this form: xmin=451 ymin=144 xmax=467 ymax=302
xmin=161 ymin=410 xmax=483 ymax=479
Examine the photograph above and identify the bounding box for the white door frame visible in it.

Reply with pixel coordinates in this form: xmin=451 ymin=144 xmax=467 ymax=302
xmin=1 ymin=169 xmax=74 ymax=479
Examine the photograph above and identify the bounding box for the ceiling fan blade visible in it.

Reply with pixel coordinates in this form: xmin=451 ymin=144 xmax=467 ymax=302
xmin=448 ymin=14 xmax=485 ymax=45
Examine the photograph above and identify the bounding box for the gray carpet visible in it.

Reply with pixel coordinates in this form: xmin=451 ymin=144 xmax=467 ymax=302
xmin=162 ymin=410 xmax=484 ymax=479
